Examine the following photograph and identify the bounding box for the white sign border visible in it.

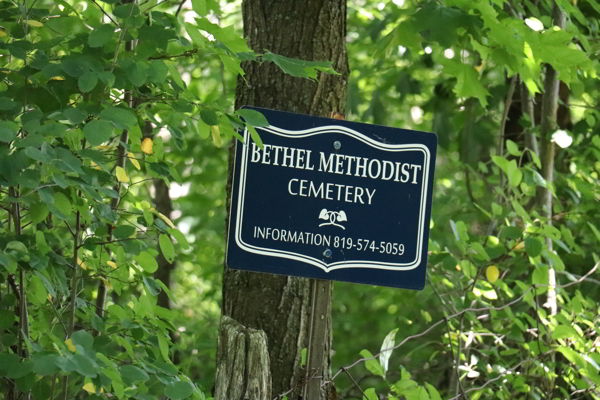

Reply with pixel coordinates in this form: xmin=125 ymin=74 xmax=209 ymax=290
xmin=230 ymin=124 xmax=431 ymax=273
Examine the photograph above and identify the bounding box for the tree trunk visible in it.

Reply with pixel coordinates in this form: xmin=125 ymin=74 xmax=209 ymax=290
xmin=223 ymin=1 xmax=348 ymax=398
xmin=152 ymin=178 xmax=180 ymax=365
xmin=215 ymin=316 xmax=271 ymax=400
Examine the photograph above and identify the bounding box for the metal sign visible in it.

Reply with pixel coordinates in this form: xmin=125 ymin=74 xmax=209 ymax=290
xmin=226 ymin=107 xmax=437 ymax=290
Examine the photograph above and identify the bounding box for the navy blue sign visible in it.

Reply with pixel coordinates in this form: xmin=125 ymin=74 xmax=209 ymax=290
xmin=226 ymin=107 xmax=437 ymax=290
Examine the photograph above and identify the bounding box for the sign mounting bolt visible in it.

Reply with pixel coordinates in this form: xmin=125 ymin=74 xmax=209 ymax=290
xmin=333 ymin=141 xmax=341 ymax=150
xmin=323 ymin=249 xmax=332 ymax=258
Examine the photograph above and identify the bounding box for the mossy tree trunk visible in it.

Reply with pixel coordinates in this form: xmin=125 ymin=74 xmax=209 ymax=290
xmin=222 ymin=1 xmax=348 ymax=398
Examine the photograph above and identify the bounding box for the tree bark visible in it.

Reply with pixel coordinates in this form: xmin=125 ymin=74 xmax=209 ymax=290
xmin=223 ymin=1 xmax=348 ymax=398
xmin=215 ymin=316 xmax=271 ymax=400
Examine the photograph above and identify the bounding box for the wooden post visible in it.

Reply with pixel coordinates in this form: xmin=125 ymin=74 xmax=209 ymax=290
xmin=215 ymin=316 xmax=271 ymax=400
xmin=303 ymin=279 xmax=332 ymax=400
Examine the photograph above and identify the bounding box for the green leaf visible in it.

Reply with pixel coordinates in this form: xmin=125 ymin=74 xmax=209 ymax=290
xmin=0 ymin=125 xmax=16 ymax=142
xmin=543 ymin=250 xmax=565 ymax=272
xmin=166 ymin=61 xmax=185 ymax=89
xmin=440 ymin=59 xmax=489 ymax=107
xmin=363 ymin=388 xmax=378 ymax=400
xmin=219 ymin=54 xmax=245 ymax=76
xmin=506 ymin=140 xmax=521 ymax=156
xmin=247 ymin=125 xmax=263 ymax=149
xmin=529 ymin=149 xmax=541 ymax=168
xmin=30 ymin=276 xmax=48 ymax=305
xmin=425 ymin=383 xmax=442 ymax=400
xmin=359 ymin=349 xmax=385 ymax=377
xmin=168 ymin=228 xmax=189 ymax=250
xmin=0 ymin=310 xmax=15 ymax=330
xmin=200 ymin=109 xmax=219 ymax=126
xmin=191 ymin=0 xmax=206 ymax=16
xmin=53 ymin=192 xmax=72 ymax=217
xmin=120 ymin=364 xmax=149 ymax=382
xmin=261 ymin=51 xmax=339 ymax=79
xmin=72 ymin=330 xmax=94 ymax=349
xmin=552 ymin=324 xmax=579 ymax=340
xmin=588 ymin=222 xmax=600 ymax=244
xmin=113 ymin=225 xmax=136 ymax=240
xmin=532 ymin=265 xmax=548 ymax=293
xmin=73 ymin=354 xmax=98 ymax=377
xmin=507 ymin=160 xmax=522 ymax=188
xmin=165 ymin=381 xmax=196 ymax=400
xmin=158 ymin=332 xmax=169 ymax=362
xmin=379 ymin=328 xmax=398 ymax=376
xmin=113 ymin=3 xmax=140 ymax=18
xmin=6 ymin=360 xmax=34 ymax=379
xmin=557 ymin=346 xmax=586 ymax=368
xmin=412 ymin=2 xmax=480 ymax=47
xmin=127 ymin=62 xmax=147 ymax=87
xmin=471 ymin=242 xmax=490 ymax=261
xmin=524 ymin=237 xmax=542 ymax=258
xmin=30 ymin=203 xmax=49 ymax=224
xmin=61 ymin=58 xmax=89 ymax=78
xmin=135 ymin=251 xmax=158 ymax=273
xmin=100 ymin=107 xmax=137 ymax=130
xmin=511 ymin=199 xmax=531 ymax=223
xmin=24 ymin=146 xmax=52 ymax=163
xmin=532 ymin=170 xmax=547 ymax=187
xmin=236 ymin=109 xmax=269 ymax=127
xmin=185 ymin=23 xmax=207 ymax=46
xmin=78 ymin=71 xmax=98 ymax=93
xmin=143 ymin=277 xmax=162 ymax=296
xmin=195 ymin=19 xmax=251 ymax=53
xmin=84 ymin=120 xmax=113 ymax=146
xmin=54 ymin=147 xmax=84 ymax=175
xmin=91 ymin=313 xmax=104 ymax=332
xmin=0 ymin=97 xmax=18 ymax=111
xmin=88 ymin=24 xmax=115 ymax=48
xmin=98 ymin=71 xmax=116 ymax=87
xmin=32 ymin=354 xmax=60 ymax=376
xmin=159 ymin=234 xmax=175 ymax=263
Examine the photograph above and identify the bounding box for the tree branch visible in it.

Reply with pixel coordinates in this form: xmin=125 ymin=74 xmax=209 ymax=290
xmin=536 ymin=0 xmax=566 ymax=317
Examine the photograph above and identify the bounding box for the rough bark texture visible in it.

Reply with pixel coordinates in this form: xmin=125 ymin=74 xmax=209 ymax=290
xmin=215 ymin=316 xmax=271 ymax=400
xmin=223 ymin=1 xmax=348 ymax=398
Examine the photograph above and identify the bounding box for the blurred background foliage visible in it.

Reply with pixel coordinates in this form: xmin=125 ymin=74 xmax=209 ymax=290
xmin=170 ymin=0 xmax=600 ymax=398
xmin=155 ymin=0 xmax=600 ymax=396
xmin=0 ymin=0 xmax=599 ymax=398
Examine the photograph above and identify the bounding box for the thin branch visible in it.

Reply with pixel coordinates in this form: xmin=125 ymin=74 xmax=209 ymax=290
xmin=88 ymin=0 xmax=118 ymax=25
xmin=62 ymin=208 xmax=80 ymax=400
xmin=446 ymin=354 xmax=553 ymax=400
xmin=148 ymin=49 xmax=198 ymax=60
xmin=323 ymin=262 xmax=599 ymax=386
xmin=342 ymin=368 xmax=367 ymax=399
xmin=175 ymin=0 xmax=186 ymax=16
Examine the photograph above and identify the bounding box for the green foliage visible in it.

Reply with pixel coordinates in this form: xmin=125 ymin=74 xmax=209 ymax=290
xmin=333 ymin=0 xmax=600 ymax=399
xmin=0 ymin=0 xmax=338 ymax=399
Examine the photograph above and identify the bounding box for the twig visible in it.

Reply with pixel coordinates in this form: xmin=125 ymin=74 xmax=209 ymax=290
xmin=62 ymin=208 xmax=80 ymax=400
xmin=148 ymin=49 xmax=198 ymax=60
xmin=445 ymin=355 xmax=551 ymax=400
xmin=342 ymin=368 xmax=367 ymax=399
xmin=445 ymin=318 xmax=466 ymax=399
xmin=175 ymin=0 xmax=186 ymax=16
xmin=88 ymin=0 xmax=118 ymax=25
xmin=322 ymin=262 xmax=598 ymax=385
